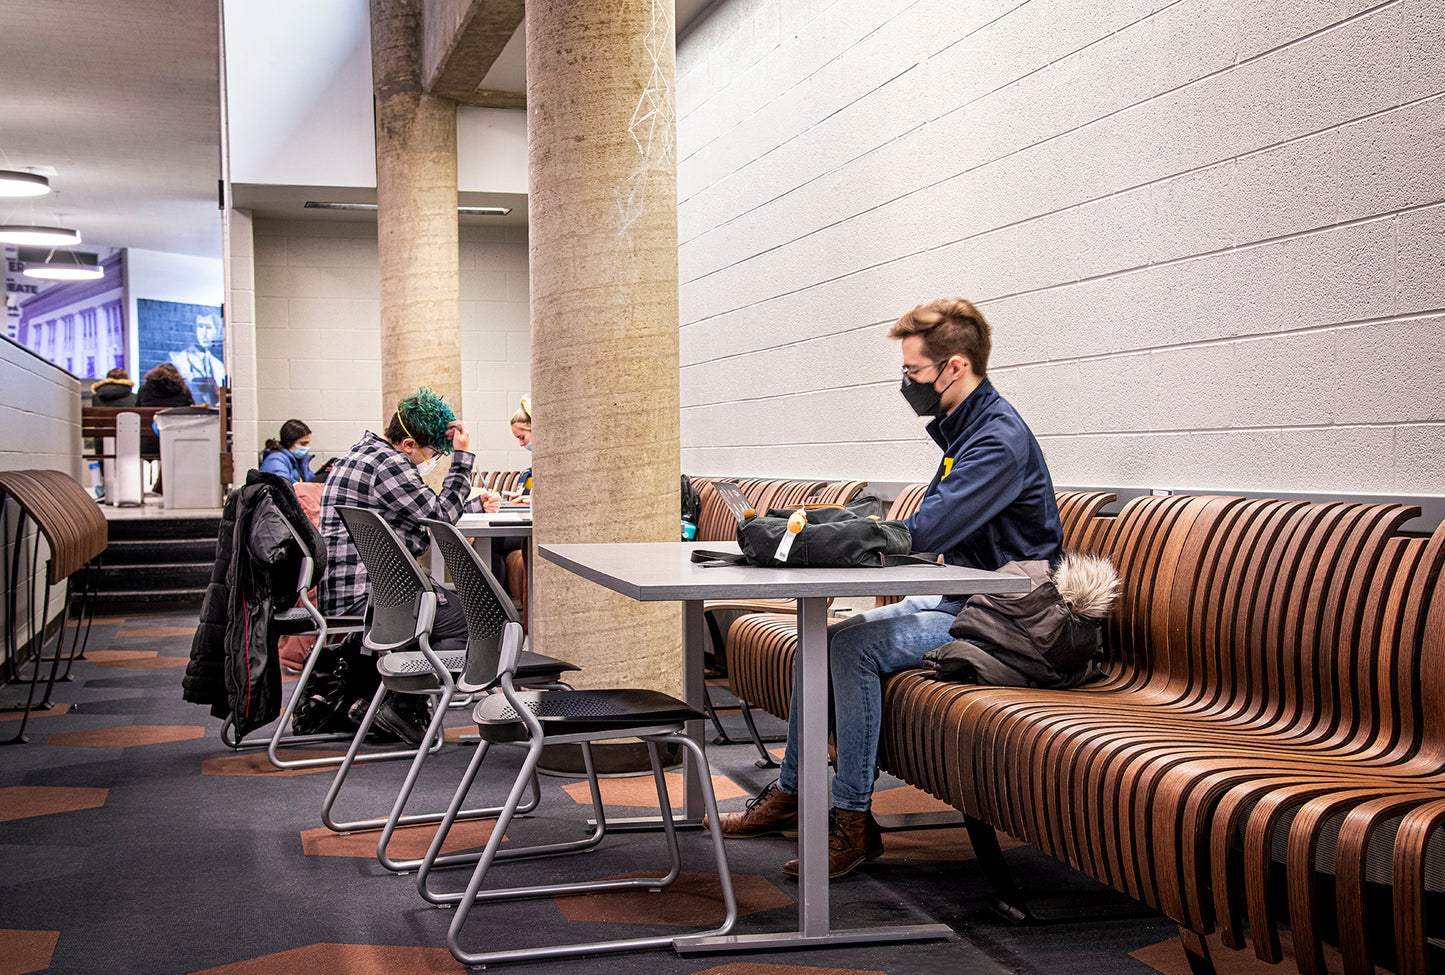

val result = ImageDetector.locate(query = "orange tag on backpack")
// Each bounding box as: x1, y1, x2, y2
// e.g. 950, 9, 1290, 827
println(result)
774, 510, 807, 563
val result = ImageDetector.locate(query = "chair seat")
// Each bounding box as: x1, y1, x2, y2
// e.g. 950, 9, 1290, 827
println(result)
377, 648, 467, 692
516, 649, 579, 678
272, 607, 364, 636
473, 689, 704, 743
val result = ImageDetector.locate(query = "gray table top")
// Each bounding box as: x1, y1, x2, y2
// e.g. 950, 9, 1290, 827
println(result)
539, 541, 1031, 601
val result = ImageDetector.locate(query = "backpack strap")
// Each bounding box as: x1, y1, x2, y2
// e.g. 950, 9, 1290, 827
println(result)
690, 549, 751, 567
690, 549, 945, 569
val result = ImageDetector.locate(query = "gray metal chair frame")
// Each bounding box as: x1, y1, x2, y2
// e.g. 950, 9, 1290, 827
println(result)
326, 507, 575, 873
320, 505, 466, 847
218, 515, 378, 769
399, 520, 589, 878
430, 622, 737, 966
411, 530, 736, 966
363, 518, 580, 871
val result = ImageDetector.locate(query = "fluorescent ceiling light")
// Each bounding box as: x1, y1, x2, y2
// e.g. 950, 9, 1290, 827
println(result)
0, 170, 50, 197
304, 201, 511, 216
303, 201, 376, 211
0, 224, 82, 246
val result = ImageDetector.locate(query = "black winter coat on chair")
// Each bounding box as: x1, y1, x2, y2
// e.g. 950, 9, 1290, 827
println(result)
183, 470, 326, 735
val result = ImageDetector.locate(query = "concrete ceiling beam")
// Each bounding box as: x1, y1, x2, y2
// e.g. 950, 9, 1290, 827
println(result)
421, 0, 525, 104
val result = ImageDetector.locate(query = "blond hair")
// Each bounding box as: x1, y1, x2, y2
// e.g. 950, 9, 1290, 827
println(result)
509, 396, 532, 429
887, 298, 992, 376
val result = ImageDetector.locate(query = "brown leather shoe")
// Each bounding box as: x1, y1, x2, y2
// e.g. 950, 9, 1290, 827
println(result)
706, 782, 799, 838
782, 808, 883, 878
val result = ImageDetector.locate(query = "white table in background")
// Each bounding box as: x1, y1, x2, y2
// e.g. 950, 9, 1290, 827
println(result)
538, 539, 1029, 955
436, 512, 534, 626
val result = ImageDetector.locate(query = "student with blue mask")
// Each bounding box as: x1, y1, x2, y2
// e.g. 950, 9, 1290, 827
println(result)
508, 397, 533, 497
259, 419, 317, 482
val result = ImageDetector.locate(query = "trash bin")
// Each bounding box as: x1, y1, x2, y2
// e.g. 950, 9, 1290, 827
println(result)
155, 407, 221, 509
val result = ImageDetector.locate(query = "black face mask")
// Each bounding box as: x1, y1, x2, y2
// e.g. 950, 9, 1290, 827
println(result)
900, 374, 956, 418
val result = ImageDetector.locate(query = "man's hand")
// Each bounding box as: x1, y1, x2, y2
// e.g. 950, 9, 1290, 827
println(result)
446, 420, 470, 453
481, 489, 501, 514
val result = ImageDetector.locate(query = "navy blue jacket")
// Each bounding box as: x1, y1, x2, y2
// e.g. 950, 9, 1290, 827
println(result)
903, 378, 1062, 579
259, 448, 315, 483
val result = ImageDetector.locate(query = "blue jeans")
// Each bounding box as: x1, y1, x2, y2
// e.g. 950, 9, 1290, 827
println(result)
776, 596, 957, 812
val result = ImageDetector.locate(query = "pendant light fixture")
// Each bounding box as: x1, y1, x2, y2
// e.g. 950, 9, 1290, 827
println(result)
22, 249, 103, 281
0, 224, 81, 245
1, 188, 83, 248
0, 170, 50, 197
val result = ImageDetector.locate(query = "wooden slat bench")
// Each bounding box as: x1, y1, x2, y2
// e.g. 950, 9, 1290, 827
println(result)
0, 470, 109, 743
81, 405, 170, 461
721, 489, 1445, 974
879, 494, 1445, 975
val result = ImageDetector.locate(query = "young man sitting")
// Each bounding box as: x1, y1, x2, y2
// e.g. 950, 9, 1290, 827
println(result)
315, 388, 492, 743
712, 297, 1064, 878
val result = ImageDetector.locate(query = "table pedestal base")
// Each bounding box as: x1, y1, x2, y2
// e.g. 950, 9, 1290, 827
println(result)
674, 922, 954, 953
588, 814, 704, 832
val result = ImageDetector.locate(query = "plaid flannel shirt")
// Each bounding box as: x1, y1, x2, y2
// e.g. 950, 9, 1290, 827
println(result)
318, 431, 480, 616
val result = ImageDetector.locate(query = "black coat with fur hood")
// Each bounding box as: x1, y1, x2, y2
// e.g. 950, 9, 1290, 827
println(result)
90, 377, 136, 406
183, 470, 325, 735
923, 552, 1121, 689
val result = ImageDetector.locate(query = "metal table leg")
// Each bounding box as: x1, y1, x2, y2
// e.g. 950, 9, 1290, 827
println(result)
675, 596, 953, 953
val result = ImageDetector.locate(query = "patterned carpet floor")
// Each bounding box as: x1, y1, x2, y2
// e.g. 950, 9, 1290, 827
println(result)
1, 608, 1314, 974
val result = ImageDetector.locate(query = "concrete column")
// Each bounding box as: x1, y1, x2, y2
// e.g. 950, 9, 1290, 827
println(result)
223, 207, 259, 480
371, 0, 462, 469
526, 0, 682, 696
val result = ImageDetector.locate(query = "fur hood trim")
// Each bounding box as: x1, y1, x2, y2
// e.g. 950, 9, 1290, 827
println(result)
1052, 551, 1121, 619
91, 377, 135, 392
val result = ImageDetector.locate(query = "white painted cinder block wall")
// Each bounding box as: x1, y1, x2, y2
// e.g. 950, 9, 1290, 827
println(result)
676, 0, 1445, 496
243, 219, 533, 474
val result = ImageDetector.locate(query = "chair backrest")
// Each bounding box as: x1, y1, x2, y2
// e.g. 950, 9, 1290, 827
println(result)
498, 620, 525, 680
425, 518, 520, 689
335, 505, 434, 652
273, 508, 318, 595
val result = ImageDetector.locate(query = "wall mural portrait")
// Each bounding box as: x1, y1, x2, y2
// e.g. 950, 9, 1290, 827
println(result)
137, 298, 226, 407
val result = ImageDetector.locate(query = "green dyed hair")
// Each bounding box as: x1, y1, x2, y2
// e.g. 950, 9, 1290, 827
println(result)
388, 387, 458, 455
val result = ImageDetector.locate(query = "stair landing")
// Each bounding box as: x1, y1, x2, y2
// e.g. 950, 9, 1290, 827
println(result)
96, 496, 221, 607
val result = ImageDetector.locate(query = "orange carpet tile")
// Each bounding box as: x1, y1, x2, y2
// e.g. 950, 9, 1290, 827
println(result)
561, 771, 750, 808
188, 943, 458, 975
201, 750, 348, 776
553, 870, 794, 925
46, 724, 206, 748
0, 929, 59, 975
299, 818, 501, 858
0, 786, 107, 823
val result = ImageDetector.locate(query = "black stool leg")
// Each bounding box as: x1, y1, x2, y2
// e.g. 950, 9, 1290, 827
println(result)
2, 537, 56, 745
60, 558, 100, 677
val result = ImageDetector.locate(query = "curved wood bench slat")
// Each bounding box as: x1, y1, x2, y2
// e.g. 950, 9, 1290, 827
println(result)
0, 470, 108, 583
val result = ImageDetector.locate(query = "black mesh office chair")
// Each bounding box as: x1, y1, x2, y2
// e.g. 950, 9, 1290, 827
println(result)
368, 517, 583, 867
418, 521, 737, 966
327, 506, 577, 872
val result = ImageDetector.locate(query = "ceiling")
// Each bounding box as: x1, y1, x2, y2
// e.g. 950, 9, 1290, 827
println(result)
0, 0, 716, 262
0, 0, 223, 259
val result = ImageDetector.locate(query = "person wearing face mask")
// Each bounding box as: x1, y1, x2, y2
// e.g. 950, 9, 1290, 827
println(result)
710, 297, 1062, 879
313, 388, 484, 744
258, 419, 317, 482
